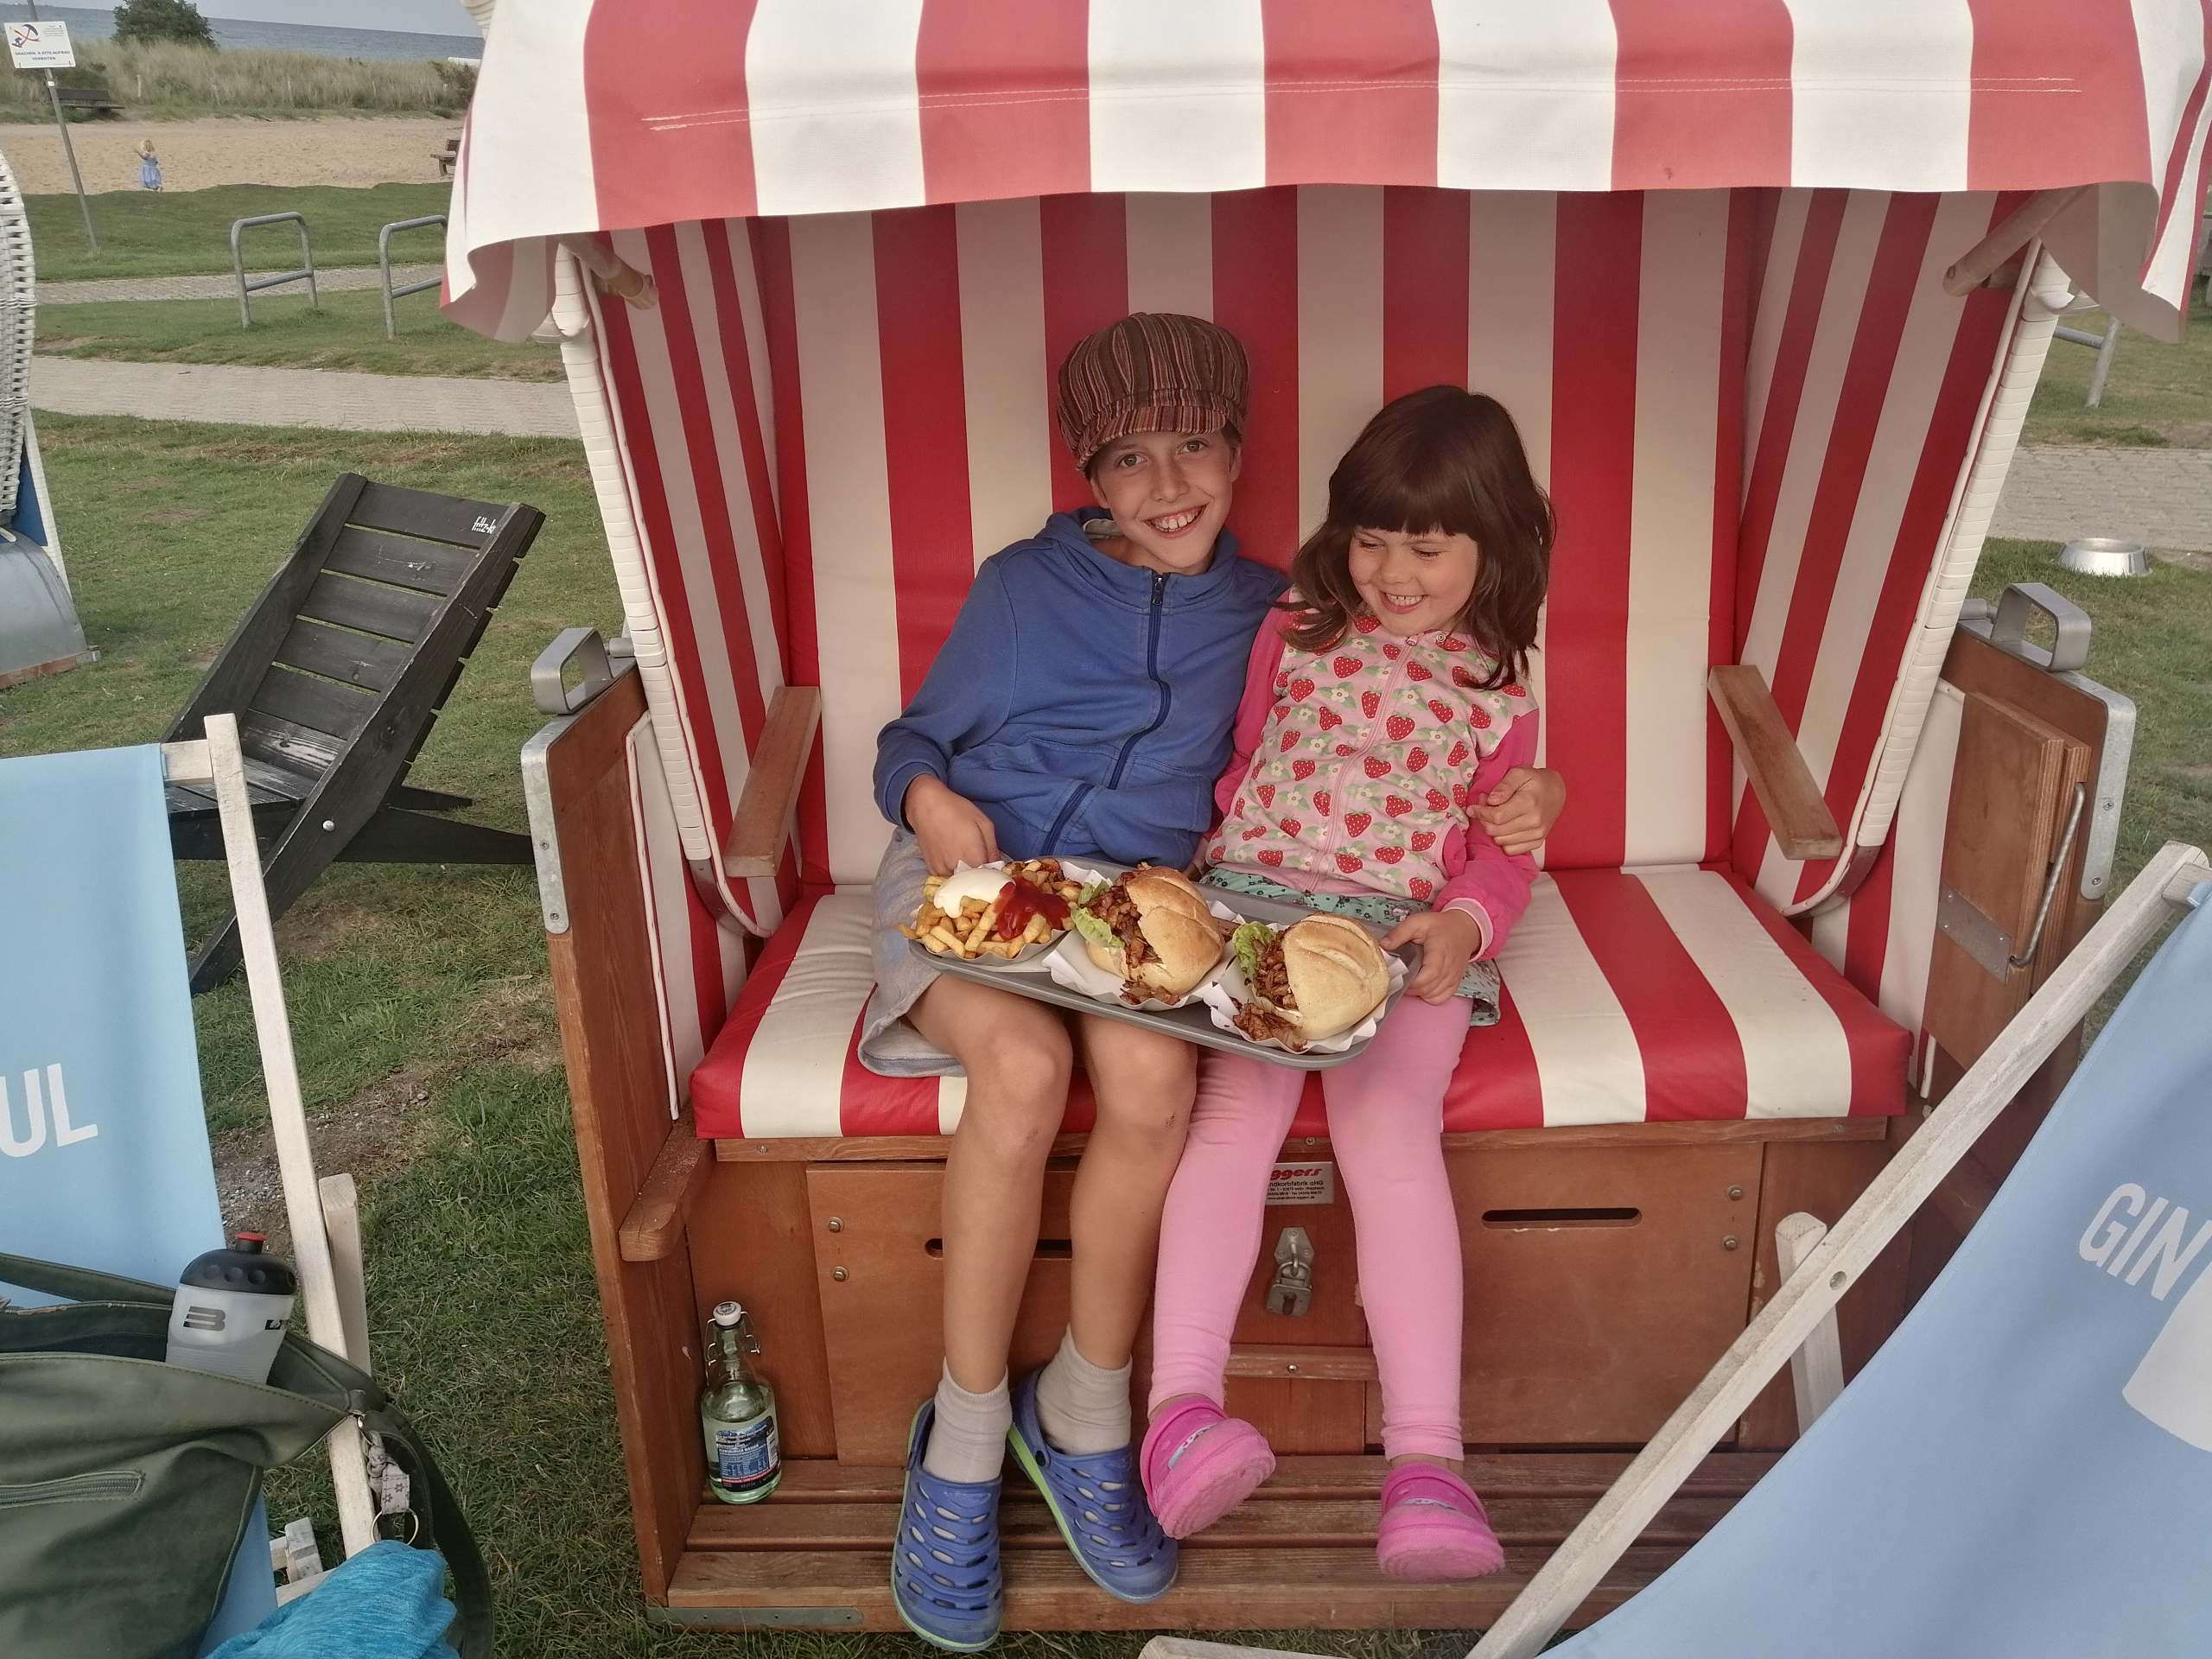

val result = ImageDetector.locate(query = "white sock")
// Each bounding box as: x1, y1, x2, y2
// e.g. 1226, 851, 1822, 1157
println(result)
1034, 1330, 1133, 1455
923, 1366, 1011, 1484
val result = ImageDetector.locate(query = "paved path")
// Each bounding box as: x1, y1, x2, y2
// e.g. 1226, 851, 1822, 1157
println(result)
38, 266, 439, 305
29, 355, 576, 439
1993, 444, 2212, 553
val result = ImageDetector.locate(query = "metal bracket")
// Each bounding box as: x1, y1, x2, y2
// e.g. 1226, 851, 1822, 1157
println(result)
531, 626, 620, 715
1936, 885, 2018, 979
1266, 1227, 1314, 1318
519, 718, 575, 935
2008, 781, 2088, 968
1986, 581, 2092, 673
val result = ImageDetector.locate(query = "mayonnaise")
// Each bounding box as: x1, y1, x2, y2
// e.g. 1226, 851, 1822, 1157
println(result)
931, 864, 1013, 912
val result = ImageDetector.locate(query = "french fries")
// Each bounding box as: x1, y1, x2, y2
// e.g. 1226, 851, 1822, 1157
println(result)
898, 857, 1081, 961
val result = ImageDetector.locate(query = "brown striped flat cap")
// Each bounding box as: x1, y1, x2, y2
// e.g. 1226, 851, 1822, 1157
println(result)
1055, 312, 1249, 470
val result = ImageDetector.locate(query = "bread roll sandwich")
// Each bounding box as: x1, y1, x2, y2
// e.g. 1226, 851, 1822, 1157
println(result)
1228, 914, 1391, 1047
1070, 867, 1225, 1001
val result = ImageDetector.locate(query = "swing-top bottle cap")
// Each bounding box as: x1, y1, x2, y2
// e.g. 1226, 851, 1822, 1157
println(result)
710, 1300, 744, 1326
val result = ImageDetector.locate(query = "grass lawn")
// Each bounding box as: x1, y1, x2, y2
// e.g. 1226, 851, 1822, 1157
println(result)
25, 183, 453, 283
38, 287, 563, 380
0, 415, 2203, 1656
2022, 299, 2212, 449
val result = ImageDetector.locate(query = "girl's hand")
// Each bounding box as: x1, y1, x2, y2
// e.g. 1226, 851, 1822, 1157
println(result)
904, 775, 999, 876
1473, 766, 1567, 856
1382, 907, 1484, 1003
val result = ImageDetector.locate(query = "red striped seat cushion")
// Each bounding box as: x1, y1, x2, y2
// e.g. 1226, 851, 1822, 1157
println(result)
690, 868, 1906, 1140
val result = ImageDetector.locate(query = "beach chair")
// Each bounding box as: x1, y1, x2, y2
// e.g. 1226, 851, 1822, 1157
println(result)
164, 475, 543, 992
443, 0, 2209, 1630
0, 715, 388, 1649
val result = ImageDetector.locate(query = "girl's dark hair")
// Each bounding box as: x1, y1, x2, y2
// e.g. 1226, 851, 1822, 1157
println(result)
1283, 385, 1553, 686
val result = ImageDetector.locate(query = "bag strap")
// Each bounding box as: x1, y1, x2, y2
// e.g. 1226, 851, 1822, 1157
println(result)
353, 1392, 494, 1659
3, 1255, 493, 1655
0, 1251, 175, 1307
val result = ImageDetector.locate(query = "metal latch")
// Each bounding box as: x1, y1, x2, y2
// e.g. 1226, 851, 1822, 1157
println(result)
1265, 1227, 1313, 1317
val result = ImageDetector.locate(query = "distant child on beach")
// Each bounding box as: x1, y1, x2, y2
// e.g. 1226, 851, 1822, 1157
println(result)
137, 140, 162, 192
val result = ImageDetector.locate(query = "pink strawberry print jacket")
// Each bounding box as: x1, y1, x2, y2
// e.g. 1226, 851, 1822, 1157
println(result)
1203, 604, 1539, 958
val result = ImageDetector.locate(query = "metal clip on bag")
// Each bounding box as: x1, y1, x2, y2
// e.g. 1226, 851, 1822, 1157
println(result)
0, 1253, 490, 1659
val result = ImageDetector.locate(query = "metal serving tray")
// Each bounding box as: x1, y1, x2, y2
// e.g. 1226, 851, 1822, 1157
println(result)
906, 860, 1417, 1070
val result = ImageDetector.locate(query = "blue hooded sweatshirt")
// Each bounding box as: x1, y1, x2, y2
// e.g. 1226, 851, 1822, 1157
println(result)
874, 510, 1284, 868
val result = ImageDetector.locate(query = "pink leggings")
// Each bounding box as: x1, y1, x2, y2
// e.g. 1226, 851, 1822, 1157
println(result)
1148, 993, 1469, 1461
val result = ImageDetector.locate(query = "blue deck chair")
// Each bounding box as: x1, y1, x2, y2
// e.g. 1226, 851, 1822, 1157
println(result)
1472, 842, 2212, 1658
0, 718, 385, 1651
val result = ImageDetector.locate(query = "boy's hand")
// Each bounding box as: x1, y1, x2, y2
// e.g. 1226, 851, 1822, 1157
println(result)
1473, 766, 1567, 856
905, 775, 999, 876
1382, 907, 1484, 1003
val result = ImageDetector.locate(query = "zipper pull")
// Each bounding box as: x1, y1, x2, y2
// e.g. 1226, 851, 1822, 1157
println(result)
1152, 571, 1166, 605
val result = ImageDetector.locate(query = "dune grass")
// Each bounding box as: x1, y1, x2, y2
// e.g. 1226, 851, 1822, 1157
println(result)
0, 41, 467, 124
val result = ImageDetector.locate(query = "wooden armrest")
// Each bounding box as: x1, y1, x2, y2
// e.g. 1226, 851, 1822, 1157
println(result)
722, 685, 821, 878
1707, 666, 1844, 861
619, 1113, 710, 1262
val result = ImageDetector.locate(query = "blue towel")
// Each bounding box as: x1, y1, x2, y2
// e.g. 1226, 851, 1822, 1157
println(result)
209, 1542, 456, 1658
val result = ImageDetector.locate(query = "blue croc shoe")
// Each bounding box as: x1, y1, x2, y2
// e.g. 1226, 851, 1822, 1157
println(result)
893, 1403, 1004, 1651
1007, 1370, 1178, 1603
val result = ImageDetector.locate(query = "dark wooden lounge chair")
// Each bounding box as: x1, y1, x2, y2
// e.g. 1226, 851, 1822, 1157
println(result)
165, 474, 543, 992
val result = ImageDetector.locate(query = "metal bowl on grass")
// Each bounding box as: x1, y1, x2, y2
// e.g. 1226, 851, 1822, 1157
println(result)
2056, 537, 2151, 577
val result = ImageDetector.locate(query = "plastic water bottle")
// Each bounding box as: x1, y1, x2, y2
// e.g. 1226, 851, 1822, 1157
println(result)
165, 1233, 295, 1384
701, 1300, 780, 1503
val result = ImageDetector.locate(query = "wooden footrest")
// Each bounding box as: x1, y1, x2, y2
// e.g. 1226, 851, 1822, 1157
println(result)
658, 1452, 1773, 1630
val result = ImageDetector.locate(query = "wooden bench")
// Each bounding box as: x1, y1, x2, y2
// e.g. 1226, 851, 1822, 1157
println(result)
165, 474, 542, 991
54, 85, 120, 118
436, 137, 460, 177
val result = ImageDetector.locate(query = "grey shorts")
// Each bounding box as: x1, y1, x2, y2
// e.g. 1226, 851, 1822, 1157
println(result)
859, 830, 963, 1078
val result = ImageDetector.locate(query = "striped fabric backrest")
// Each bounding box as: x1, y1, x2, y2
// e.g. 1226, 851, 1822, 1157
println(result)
761, 184, 1751, 887
1732, 190, 2018, 912
582, 184, 2020, 906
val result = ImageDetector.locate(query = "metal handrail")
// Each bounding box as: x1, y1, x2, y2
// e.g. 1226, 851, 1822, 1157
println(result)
230, 213, 316, 328
378, 214, 446, 339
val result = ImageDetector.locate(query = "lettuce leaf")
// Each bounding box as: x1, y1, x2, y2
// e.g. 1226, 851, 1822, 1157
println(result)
1232, 920, 1277, 988
1071, 904, 1120, 953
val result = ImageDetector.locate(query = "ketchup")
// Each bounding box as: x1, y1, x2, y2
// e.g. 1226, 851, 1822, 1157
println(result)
994, 876, 1070, 941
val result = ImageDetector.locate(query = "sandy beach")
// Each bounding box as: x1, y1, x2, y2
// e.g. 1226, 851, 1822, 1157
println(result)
0, 115, 458, 194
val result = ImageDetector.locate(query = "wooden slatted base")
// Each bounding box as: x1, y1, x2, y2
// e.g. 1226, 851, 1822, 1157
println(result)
658, 1452, 1773, 1630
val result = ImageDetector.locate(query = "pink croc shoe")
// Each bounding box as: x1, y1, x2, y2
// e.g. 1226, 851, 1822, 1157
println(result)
1139, 1398, 1275, 1539
1376, 1462, 1506, 1582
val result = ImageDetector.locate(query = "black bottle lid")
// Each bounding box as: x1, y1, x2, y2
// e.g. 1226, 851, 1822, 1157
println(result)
180, 1234, 297, 1296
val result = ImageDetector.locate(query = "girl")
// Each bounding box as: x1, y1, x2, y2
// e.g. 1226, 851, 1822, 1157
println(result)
137, 139, 162, 192
1143, 385, 1553, 1582
871, 325, 1562, 1648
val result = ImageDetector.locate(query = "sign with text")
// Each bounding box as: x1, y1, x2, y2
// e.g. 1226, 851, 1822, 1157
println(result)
7, 21, 74, 70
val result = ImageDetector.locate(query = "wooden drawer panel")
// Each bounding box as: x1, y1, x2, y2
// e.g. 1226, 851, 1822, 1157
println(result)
810, 1165, 1070, 1465
809, 1163, 1372, 1464
1448, 1144, 1759, 1444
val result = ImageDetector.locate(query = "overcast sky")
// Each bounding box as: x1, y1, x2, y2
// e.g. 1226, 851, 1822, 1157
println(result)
207, 1, 480, 36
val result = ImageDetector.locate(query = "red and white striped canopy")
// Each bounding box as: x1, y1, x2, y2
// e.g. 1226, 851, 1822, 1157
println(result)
445, 0, 2212, 342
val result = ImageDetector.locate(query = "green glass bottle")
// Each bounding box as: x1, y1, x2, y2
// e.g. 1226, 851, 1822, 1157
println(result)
700, 1300, 780, 1503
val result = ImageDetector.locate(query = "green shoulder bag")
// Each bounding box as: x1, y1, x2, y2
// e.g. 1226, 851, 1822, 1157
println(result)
0, 1252, 490, 1659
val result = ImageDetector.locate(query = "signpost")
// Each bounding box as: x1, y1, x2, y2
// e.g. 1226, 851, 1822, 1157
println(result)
7, 12, 98, 251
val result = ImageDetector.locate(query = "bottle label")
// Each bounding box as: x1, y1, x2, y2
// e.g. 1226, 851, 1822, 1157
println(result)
710, 1414, 779, 1492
